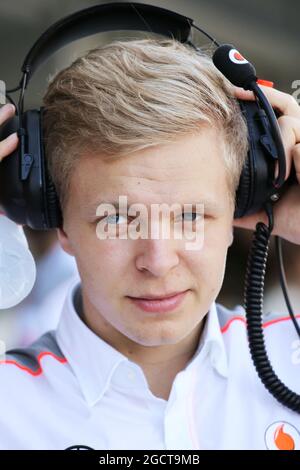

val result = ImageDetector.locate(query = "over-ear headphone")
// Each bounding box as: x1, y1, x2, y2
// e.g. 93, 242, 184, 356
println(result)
0, 1, 296, 229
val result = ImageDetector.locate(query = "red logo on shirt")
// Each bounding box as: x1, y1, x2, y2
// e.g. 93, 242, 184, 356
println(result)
265, 422, 300, 450
274, 424, 295, 450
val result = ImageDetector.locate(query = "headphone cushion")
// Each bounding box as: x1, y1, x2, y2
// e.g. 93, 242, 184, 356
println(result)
235, 152, 251, 218
44, 167, 63, 228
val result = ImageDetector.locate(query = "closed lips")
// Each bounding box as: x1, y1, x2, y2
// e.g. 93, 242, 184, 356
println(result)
130, 290, 188, 300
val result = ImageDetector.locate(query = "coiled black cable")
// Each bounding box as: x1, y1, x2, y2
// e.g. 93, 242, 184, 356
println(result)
244, 203, 300, 413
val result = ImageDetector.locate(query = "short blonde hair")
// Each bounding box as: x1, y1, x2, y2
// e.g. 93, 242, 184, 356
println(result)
42, 38, 248, 211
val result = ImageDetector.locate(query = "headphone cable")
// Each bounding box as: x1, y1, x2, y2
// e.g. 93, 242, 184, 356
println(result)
244, 202, 300, 412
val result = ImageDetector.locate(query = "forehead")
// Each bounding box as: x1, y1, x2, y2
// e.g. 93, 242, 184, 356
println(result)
70, 129, 230, 211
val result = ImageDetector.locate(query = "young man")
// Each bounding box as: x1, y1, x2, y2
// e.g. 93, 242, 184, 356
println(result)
0, 38, 299, 450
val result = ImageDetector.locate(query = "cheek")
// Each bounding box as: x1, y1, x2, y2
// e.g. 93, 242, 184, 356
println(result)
74, 236, 130, 286
190, 221, 231, 283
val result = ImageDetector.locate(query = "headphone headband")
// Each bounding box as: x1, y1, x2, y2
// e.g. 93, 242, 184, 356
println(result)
21, 2, 193, 84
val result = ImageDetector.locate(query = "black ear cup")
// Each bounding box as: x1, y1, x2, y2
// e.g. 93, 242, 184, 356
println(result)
0, 113, 25, 224
234, 99, 279, 219
0, 109, 62, 229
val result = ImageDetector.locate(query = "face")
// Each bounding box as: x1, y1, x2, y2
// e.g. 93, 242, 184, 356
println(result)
58, 127, 234, 351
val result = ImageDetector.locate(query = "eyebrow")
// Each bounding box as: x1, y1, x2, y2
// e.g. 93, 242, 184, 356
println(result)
86, 197, 223, 216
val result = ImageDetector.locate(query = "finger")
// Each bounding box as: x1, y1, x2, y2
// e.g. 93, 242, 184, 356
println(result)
234, 84, 300, 119
0, 103, 19, 161
0, 103, 16, 124
233, 89, 300, 181
0, 132, 19, 161
256, 85, 300, 119
292, 143, 300, 184
275, 115, 300, 180
233, 86, 255, 101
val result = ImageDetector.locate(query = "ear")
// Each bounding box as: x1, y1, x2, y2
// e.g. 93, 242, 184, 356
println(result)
56, 227, 75, 256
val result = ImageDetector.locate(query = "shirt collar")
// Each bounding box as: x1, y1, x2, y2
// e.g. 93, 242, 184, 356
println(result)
199, 300, 229, 378
56, 279, 228, 407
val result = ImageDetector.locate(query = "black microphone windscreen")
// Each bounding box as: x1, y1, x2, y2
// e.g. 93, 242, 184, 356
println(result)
212, 44, 257, 89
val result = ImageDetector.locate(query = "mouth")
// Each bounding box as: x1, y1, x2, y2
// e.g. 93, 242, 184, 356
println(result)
127, 290, 189, 314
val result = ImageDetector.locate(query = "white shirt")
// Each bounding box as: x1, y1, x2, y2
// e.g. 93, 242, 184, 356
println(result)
264, 283, 300, 319
0, 278, 300, 450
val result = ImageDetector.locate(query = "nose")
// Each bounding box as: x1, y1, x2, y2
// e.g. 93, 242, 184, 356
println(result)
135, 237, 180, 277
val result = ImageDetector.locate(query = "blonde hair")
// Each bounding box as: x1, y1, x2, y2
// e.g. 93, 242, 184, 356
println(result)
42, 38, 249, 210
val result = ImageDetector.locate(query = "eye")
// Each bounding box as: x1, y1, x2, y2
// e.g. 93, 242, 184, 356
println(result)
102, 213, 128, 225
179, 212, 203, 222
